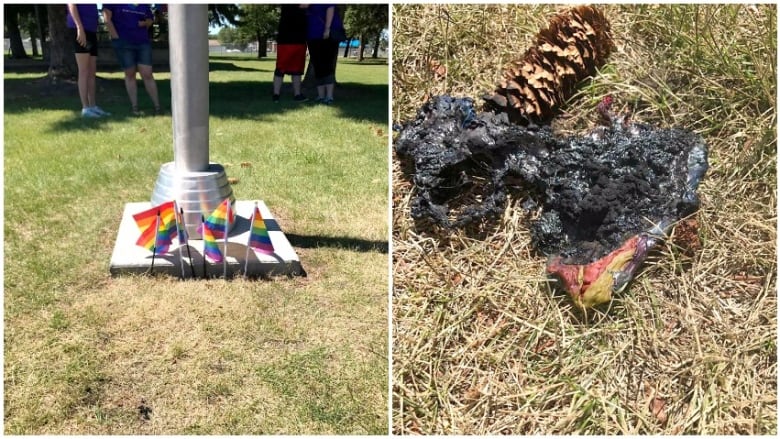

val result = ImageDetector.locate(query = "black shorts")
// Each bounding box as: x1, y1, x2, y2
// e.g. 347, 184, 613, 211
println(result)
307, 38, 339, 84
68, 27, 98, 56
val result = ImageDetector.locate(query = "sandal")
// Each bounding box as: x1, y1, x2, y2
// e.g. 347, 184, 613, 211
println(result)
131, 106, 143, 116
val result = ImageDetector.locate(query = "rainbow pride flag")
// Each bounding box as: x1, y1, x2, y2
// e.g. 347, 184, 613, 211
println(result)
135, 213, 173, 255
248, 204, 274, 254
133, 201, 175, 233
202, 198, 234, 239
175, 204, 188, 246
201, 219, 223, 263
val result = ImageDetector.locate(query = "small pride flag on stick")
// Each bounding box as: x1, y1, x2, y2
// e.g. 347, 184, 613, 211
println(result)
133, 201, 175, 234
202, 198, 234, 239
201, 215, 223, 264
135, 210, 173, 255
244, 202, 275, 275
199, 198, 234, 277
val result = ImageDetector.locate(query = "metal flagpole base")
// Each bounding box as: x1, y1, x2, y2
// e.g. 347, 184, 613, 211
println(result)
150, 161, 235, 238
109, 200, 304, 278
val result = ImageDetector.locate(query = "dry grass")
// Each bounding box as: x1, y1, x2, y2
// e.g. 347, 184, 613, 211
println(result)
392, 4, 776, 434
4, 57, 388, 434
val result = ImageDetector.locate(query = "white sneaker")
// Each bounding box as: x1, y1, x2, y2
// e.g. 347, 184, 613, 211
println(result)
91, 106, 111, 116
81, 107, 101, 118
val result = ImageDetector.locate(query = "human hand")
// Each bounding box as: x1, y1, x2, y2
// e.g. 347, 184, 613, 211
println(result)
323, 28, 330, 39
76, 26, 87, 47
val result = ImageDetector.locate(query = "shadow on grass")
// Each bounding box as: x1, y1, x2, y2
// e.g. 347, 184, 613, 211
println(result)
286, 233, 388, 254
228, 214, 388, 254
4, 74, 387, 130
227, 214, 387, 254
207, 59, 271, 73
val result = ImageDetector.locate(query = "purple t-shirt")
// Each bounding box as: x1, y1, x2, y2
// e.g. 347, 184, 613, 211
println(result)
105, 4, 153, 45
306, 4, 344, 40
66, 4, 99, 33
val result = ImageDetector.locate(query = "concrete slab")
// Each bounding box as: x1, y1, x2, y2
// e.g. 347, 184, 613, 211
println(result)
109, 200, 304, 278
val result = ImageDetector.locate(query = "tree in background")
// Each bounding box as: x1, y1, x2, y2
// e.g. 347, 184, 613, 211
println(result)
20, 7, 42, 57
208, 4, 240, 27
46, 4, 77, 80
236, 4, 279, 58
217, 26, 252, 52
343, 4, 388, 61
5, 4, 31, 59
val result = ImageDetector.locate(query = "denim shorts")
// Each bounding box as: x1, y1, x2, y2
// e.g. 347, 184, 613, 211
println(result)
111, 38, 153, 69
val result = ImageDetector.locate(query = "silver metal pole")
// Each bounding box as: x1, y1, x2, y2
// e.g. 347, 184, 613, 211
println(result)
151, 4, 234, 238
168, 4, 209, 172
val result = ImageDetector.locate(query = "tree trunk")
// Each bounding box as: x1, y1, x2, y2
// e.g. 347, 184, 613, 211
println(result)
358, 34, 365, 62
6, 9, 29, 59
46, 5, 78, 80
35, 5, 48, 61
28, 20, 39, 57
372, 33, 380, 58
256, 32, 267, 59
342, 37, 351, 58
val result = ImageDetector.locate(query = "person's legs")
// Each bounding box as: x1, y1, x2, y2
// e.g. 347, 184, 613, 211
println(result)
310, 39, 337, 103
71, 26, 96, 115
273, 74, 284, 95
124, 66, 139, 110
138, 64, 160, 109
75, 52, 91, 109
292, 75, 302, 96
273, 70, 284, 102
325, 83, 334, 101
114, 39, 142, 112
288, 44, 306, 99
308, 39, 329, 101
87, 53, 110, 115
87, 55, 98, 107
136, 43, 160, 111
323, 40, 339, 102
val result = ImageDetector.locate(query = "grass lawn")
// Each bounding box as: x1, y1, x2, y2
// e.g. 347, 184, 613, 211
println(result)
4, 54, 389, 434
392, 4, 775, 434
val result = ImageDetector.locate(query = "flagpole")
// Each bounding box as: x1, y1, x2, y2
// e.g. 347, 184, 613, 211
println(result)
244, 202, 255, 276
223, 200, 230, 279
149, 211, 161, 275
201, 214, 207, 279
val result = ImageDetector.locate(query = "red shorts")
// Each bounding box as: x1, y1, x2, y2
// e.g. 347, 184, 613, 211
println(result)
275, 44, 307, 76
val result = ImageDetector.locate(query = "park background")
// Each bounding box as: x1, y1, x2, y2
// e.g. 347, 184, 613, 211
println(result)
4, 3, 390, 434
392, 3, 775, 435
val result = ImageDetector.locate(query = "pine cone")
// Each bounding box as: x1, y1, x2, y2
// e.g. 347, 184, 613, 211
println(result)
484, 5, 614, 124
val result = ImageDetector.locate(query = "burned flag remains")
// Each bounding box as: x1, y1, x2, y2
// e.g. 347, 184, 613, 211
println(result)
394, 6, 708, 308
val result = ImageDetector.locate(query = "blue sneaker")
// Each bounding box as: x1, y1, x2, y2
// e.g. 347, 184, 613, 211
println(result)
81, 107, 101, 118
90, 106, 111, 116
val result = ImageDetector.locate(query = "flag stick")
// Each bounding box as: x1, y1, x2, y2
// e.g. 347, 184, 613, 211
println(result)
223, 201, 230, 279
182, 207, 195, 277
149, 211, 160, 275
244, 203, 255, 276
201, 214, 207, 279
175, 204, 186, 281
